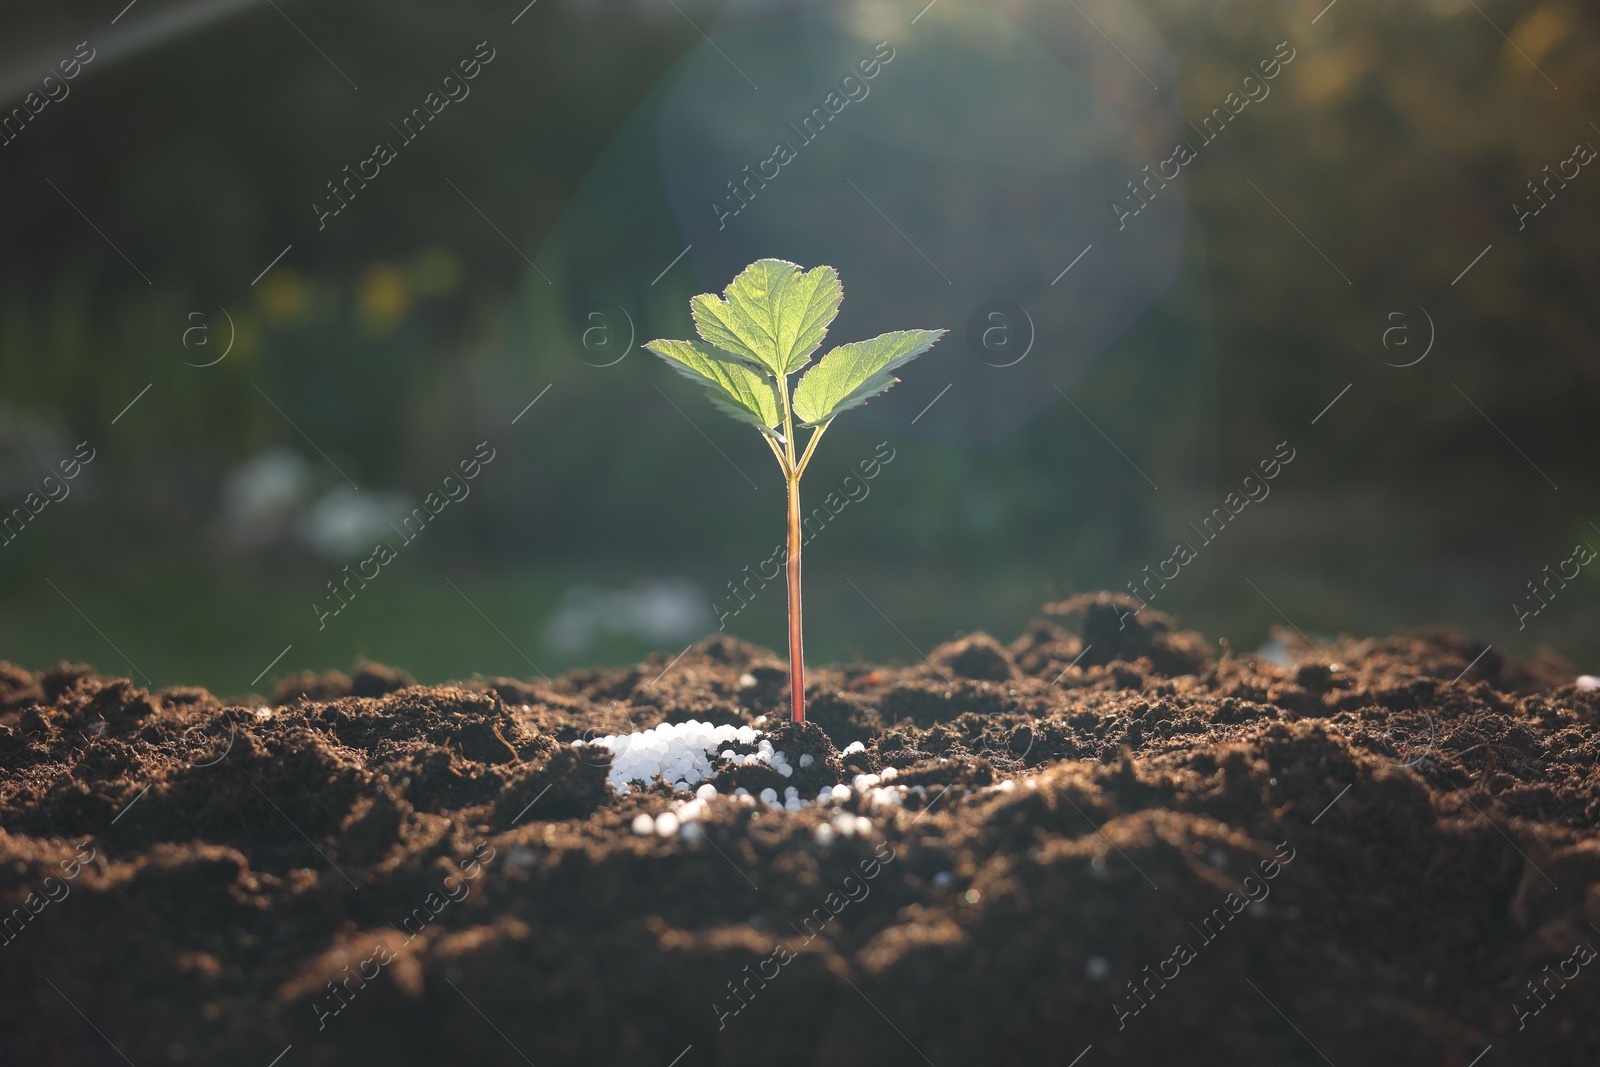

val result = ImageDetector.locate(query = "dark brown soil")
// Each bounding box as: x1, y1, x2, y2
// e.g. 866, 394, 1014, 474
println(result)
3, 593, 1598, 1066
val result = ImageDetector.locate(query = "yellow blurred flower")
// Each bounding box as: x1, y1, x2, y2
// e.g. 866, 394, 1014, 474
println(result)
409, 247, 463, 297
358, 263, 411, 337
257, 268, 311, 322
1297, 45, 1370, 104
1510, 3, 1572, 64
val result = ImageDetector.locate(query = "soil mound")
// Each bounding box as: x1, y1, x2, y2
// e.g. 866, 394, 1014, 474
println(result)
1, 608, 1596, 1065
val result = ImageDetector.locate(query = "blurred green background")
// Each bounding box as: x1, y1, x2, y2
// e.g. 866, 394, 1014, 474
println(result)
0, 0, 1595, 697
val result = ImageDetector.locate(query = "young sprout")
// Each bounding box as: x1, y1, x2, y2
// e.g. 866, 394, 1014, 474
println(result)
645, 259, 945, 723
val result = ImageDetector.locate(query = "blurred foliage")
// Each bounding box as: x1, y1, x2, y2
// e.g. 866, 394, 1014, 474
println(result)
0, 0, 1596, 691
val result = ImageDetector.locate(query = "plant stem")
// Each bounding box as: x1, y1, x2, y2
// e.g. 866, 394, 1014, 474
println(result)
775, 375, 804, 723
762, 433, 791, 476
785, 469, 805, 724
795, 419, 831, 477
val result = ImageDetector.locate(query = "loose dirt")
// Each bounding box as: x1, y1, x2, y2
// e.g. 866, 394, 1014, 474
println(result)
2, 594, 1597, 1065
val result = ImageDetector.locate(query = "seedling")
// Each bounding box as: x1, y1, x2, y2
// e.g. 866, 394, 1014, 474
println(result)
646, 259, 945, 723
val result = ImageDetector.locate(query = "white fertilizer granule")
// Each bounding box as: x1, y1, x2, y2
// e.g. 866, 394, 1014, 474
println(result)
591, 721, 938, 843
576, 720, 791, 794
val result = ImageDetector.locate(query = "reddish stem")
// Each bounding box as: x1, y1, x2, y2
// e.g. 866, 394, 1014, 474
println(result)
785, 474, 805, 723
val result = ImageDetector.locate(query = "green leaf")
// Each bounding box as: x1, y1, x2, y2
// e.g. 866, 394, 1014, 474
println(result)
643, 338, 782, 432
791, 329, 945, 426
690, 259, 842, 377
